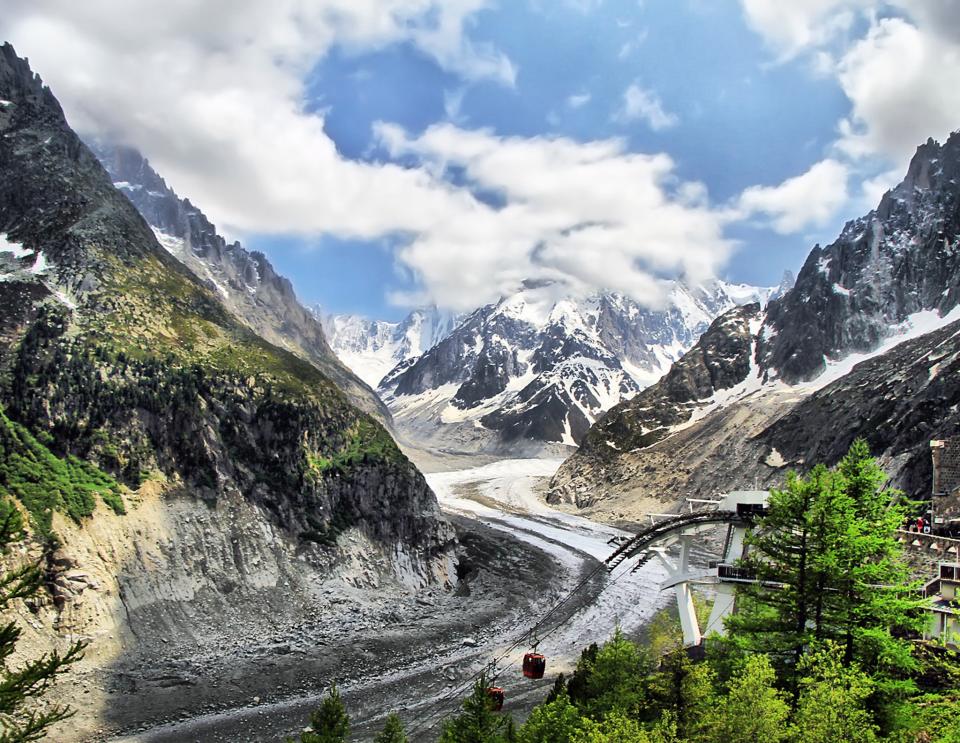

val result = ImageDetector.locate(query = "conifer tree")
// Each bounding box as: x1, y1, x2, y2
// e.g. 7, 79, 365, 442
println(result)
725, 465, 834, 684
0, 499, 85, 743
790, 644, 879, 743
438, 674, 512, 743
373, 712, 407, 743
825, 439, 925, 679
579, 628, 648, 718
570, 709, 652, 743
700, 654, 789, 743
298, 684, 350, 743
727, 440, 925, 695
518, 691, 582, 743
642, 647, 714, 738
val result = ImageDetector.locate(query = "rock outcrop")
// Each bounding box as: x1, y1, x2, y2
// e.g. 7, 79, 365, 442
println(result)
759, 135, 960, 383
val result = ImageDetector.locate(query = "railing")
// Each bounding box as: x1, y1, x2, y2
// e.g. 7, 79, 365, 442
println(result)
717, 564, 757, 582
940, 564, 960, 582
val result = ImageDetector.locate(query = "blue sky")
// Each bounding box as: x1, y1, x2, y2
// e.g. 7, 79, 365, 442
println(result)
5, 1, 957, 320
266, 1, 856, 317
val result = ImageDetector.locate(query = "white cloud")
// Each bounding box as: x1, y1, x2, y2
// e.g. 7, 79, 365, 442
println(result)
375, 123, 733, 310
444, 87, 468, 123
566, 92, 592, 108
739, 0, 868, 58
739, 2, 960, 164
835, 16, 960, 163
0, 3, 514, 238
738, 0, 960, 224
859, 167, 901, 209
737, 158, 850, 234
0, 2, 735, 313
617, 29, 649, 59
614, 84, 678, 131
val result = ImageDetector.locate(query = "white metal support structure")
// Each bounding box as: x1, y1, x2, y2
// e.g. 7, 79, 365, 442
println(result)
653, 535, 705, 646
703, 517, 750, 640
622, 490, 769, 647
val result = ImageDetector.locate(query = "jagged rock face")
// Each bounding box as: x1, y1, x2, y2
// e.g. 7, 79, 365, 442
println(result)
378, 281, 769, 448
0, 43, 454, 609
759, 134, 960, 383
759, 318, 960, 499
87, 142, 390, 424
578, 303, 762, 454
550, 317, 960, 514
552, 131, 960, 513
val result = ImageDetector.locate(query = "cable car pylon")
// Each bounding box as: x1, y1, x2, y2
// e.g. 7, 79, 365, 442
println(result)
611, 490, 770, 646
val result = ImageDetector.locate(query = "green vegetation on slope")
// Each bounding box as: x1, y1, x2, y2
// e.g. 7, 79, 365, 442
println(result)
0, 406, 124, 535
307, 419, 404, 476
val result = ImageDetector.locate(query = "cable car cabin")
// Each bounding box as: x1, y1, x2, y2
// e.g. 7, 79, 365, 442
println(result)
486, 687, 505, 711
523, 653, 546, 679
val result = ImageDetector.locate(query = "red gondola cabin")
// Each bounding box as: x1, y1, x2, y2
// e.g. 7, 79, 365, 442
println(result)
486, 686, 505, 711
523, 652, 546, 679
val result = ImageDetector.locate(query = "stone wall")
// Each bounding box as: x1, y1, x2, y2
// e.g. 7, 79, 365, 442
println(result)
932, 439, 960, 526
900, 530, 960, 581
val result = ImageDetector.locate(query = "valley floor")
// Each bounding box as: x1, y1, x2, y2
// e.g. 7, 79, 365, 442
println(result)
78, 459, 668, 743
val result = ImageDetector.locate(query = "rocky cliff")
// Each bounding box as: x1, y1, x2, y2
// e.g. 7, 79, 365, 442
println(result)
87, 142, 391, 424
759, 135, 960, 383
0, 43, 456, 735
551, 130, 960, 516
550, 316, 960, 517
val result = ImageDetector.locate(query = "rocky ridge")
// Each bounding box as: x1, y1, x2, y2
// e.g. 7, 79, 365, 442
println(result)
759, 134, 960, 383
551, 130, 960, 514
87, 142, 391, 424
0, 43, 456, 737
376, 279, 772, 452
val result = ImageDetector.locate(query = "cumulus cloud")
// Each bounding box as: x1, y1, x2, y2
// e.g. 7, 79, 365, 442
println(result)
0, 2, 735, 312
737, 159, 850, 234
0, 2, 513, 236
614, 84, 678, 131
566, 92, 592, 109
859, 167, 901, 210
375, 123, 733, 310
836, 16, 960, 163
739, 0, 869, 58
739, 1, 960, 165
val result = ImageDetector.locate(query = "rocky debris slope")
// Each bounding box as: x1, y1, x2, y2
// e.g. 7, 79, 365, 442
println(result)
320, 306, 459, 388
378, 279, 771, 451
87, 142, 390, 425
550, 130, 960, 515
0, 41, 456, 720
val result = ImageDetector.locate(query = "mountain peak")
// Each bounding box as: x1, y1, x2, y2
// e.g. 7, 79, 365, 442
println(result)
358, 279, 769, 451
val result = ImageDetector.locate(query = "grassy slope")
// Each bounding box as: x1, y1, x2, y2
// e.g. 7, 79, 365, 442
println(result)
0, 405, 124, 536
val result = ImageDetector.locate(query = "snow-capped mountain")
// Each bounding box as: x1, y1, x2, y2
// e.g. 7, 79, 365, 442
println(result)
376, 278, 773, 451
320, 307, 459, 388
